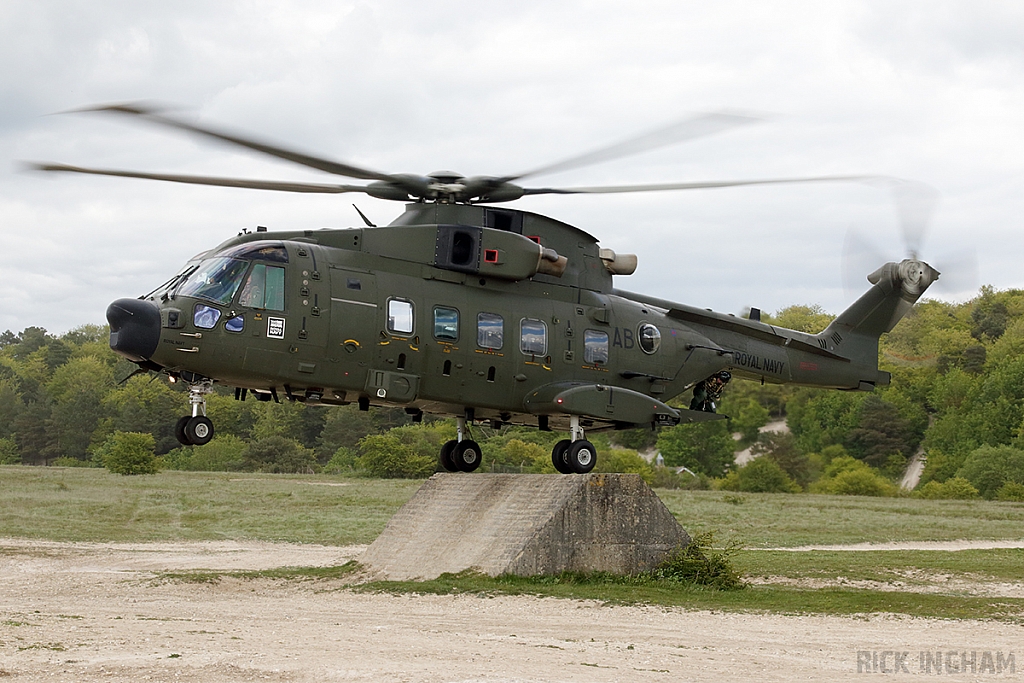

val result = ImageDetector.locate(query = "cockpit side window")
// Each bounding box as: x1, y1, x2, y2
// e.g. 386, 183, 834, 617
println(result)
239, 264, 286, 311
218, 241, 289, 263
177, 257, 249, 305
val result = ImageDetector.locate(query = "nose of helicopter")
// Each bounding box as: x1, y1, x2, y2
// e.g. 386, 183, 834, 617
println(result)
106, 298, 161, 363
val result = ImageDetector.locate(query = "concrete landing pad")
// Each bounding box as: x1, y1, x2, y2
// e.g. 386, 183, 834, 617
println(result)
360, 473, 689, 580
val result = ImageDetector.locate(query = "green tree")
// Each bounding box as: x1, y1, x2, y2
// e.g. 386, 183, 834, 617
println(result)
786, 389, 864, 455
717, 457, 801, 493
656, 421, 735, 477
101, 376, 187, 454
46, 356, 113, 460
844, 395, 918, 467
765, 305, 833, 333
955, 445, 1024, 499
751, 431, 813, 486
730, 399, 769, 443
317, 404, 377, 458
96, 431, 159, 475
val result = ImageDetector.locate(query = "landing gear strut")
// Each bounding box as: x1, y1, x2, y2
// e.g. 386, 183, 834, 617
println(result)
551, 415, 597, 474
174, 380, 215, 446
439, 413, 482, 472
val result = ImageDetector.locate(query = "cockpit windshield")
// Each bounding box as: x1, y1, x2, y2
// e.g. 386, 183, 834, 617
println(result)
177, 257, 250, 305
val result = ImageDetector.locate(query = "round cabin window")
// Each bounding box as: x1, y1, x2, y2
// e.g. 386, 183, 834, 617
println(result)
638, 323, 661, 354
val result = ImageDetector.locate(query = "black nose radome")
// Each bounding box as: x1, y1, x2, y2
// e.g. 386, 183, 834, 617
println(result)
107, 298, 161, 363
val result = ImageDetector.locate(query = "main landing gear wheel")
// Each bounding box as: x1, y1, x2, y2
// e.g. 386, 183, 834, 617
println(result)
452, 439, 482, 472
184, 416, 214, 445
551, 439, 573, 474
566, 440, 597, 474
439, 439, 459, 472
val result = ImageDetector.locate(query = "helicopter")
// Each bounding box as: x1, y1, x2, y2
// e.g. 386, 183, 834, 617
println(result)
30, 104, 939, 475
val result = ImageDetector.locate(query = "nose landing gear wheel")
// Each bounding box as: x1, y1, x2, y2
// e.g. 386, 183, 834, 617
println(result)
551, 439, 573, 474
184, 416, 214, 446
452, 439, 482, 472
174, 416, 192, 446
439, 439, 459, 472
566, 439, 597, 474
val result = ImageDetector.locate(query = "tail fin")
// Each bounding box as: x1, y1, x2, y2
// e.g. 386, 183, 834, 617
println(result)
819, 259, 939, 373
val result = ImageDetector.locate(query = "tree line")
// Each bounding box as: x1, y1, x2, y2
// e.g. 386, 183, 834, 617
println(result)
1, 286, 1022, 500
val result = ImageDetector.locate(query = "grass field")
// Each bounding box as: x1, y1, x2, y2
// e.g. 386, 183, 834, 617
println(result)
4, 466, 1024, 621
0, 466, 419, 545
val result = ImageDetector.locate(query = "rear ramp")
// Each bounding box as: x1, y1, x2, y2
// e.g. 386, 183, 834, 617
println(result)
360, 473, 689, 580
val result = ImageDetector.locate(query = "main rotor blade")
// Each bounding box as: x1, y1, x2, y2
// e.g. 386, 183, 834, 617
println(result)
27, 162, 370, 194
75, 103, 396, 182
521, 174, 878, 196
504, 112, 762, 184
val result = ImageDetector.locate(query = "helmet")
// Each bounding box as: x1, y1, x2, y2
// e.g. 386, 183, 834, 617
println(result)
717, 371, 732, 382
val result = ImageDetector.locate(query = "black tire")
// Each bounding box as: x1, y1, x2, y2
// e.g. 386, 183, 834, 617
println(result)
566, 440, 597, 474
185, 416, 214, 446
438, 439, 459, 472
175, 416, 193, 446
452, 439, 482, 472
551, 439, 573, 474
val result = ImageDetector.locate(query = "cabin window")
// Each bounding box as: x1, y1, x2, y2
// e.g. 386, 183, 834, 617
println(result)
239, 264, 285, 311
225, 315, 245, 333
387, 298, 414, 335
433, 306, 459, 341
638, 323, 661, 354
177, 257, 249, 305
583, 329, 609, 364
520, 318, 547, 356
193, 304, 222, 330
477, 312, 503, 350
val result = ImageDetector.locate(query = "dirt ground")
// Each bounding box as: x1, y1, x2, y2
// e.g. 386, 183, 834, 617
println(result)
1, 538, 1021, 682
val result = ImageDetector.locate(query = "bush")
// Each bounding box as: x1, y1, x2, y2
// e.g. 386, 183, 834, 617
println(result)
824, 468, 896, 496
717, 457, 801, 493
243, 436, 317, 473
0, 437, 20, 465
488, 438, 550, 472
915, 477, 980, 500
650, 466, 709, 490
593, 448, 654, 482
996, 481, 1024, 502
811, 456, 895, 496
356, 433, 435, 478
650, 532, 744, 590
51, 456, 98, 468
162, 435, 248, 472
95, 431, 159, 476
323, 447, 358, 474
956, 445, 1024, 499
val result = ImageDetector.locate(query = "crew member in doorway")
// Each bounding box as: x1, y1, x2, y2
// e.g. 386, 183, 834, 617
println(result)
690, 371, 731, 413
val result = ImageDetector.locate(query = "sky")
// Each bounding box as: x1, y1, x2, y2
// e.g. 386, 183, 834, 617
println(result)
2, 1, 1023, 335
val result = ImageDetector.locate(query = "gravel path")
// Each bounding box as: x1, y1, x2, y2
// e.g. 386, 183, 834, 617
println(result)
1, 538, 1020, 682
